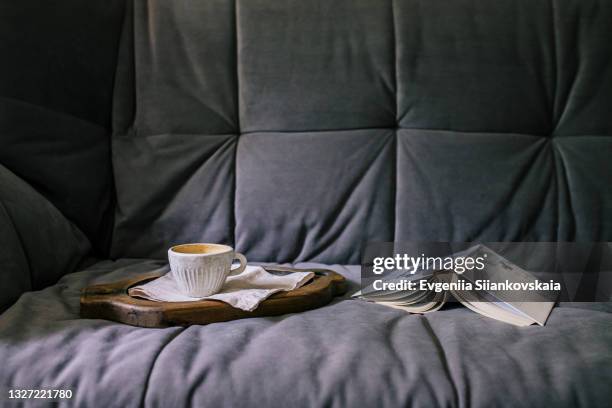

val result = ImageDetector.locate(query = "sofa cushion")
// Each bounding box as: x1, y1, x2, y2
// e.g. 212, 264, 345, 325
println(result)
395, 130, 557, 241
236, 129, 394, 263
552, 0, 612, 136
112, 133, 236, 259
130, 0, 238, 136
0, 0, 126, 253
395, 0, 554, 135
554, 137, 612, 239
110, 0, 612, 263
0, 201, 30, 312
0, 164, 90, 310
237, 0, 395, 133
109, 0, 238, 259
0, 259, 610, 407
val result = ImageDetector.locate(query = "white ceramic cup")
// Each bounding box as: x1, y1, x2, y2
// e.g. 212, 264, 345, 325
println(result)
168, 243, 247, 297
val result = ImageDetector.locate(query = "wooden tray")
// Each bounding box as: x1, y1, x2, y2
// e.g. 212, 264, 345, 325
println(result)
80, 267, 347, 328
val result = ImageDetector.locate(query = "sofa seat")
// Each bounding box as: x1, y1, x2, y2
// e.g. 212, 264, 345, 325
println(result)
1, 259, 611, 408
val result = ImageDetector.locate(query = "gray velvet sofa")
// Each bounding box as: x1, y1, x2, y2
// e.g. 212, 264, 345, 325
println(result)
1, 0, 611, 407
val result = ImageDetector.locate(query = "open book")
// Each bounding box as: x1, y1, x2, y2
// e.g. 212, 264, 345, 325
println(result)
353, 245, 558, 327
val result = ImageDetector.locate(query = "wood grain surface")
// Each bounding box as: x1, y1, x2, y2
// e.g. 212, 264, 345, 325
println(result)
80, 268, 347, 328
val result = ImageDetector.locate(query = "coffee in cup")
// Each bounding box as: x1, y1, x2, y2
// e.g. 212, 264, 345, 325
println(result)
168, 243, 247, 297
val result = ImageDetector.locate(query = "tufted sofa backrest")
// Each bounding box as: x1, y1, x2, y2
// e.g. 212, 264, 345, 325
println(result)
109, 0, 612, 264
3, 1, 611, 265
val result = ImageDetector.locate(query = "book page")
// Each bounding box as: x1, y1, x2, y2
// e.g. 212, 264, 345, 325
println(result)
456, 245, 556, 325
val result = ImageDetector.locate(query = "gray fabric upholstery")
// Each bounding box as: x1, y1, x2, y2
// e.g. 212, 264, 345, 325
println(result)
555, 137, 612, 239
112, 133, 236, 258
237, 0, 396, 132
395, 0, 554, 135
552, 0, 612, 136
396, 130, 557, 241
0, 200, 29, 313
236, 130, 394, 263
108, 0, 612, 262
0, 260, 610, 407
0, 2, 611, 407
0, 0, 126, 253
110, 0, 239, 258
131, 0, 238, 136
0, 164, 90, 310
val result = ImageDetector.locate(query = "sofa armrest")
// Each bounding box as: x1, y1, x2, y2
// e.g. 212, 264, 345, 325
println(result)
0, 164, 90, 311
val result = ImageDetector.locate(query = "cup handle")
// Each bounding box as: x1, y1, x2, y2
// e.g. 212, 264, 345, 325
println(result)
229, 252, 247, 276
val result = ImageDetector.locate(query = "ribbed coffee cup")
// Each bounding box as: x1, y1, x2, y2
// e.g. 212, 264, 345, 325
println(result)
168, 243, 247, 297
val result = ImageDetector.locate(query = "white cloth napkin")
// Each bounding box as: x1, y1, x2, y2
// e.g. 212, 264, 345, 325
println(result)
129, 265, 314, 312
